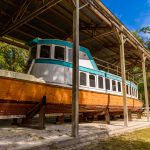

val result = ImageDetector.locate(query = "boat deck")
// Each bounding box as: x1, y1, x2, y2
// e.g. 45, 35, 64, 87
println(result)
0, 69, 45, 83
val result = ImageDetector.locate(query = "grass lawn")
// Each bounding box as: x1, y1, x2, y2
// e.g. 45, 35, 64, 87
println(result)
84, 128, 150, 150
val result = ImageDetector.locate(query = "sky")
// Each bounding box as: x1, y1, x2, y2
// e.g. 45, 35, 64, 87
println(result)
101, 0, 150, 31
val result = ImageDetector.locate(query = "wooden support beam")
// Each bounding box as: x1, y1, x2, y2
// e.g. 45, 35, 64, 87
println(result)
35, 16, 67, 34
11, 0, 31, 24
87, 1, 112, 27
120, 33, 128, 126
72, 0, 79, 138
39, 96, 46, 129
25, 23, 57, 39
105, 108, 110, 124
0, 37, 29, 50
15, 29, 35, 39
80, 30, 114, 44
21, 96, 46, 129
142, 53, 149, 121
0, 0, 63, 36
128, 109, 132, 121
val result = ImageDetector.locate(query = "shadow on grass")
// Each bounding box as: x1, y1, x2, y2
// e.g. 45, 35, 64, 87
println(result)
83, 136, 150, 150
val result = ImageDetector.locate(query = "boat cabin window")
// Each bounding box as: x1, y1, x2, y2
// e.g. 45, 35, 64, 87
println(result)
134, 89, 136, 97
130, 86, 132, 96
89, 74, 96, 87
98, 76, 104, 89
68, 49, 73, 62
118, 82, 121, 92
131, 87, 134, 96
128, 85, 130, 95
105, 78, 110, 90
135, 89, 138, 98
126, 85, 129, 94
40, 45, 51, 58
55, 46, 65, 60
112, 80, 117, 91
80, 72, 87, 86
133, 88, 136, 97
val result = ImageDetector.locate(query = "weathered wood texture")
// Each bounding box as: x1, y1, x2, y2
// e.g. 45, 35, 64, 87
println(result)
0, 77, 143, 116
142, 53, 149, 121
120, 33, 128, 126
72, 0, 79, 138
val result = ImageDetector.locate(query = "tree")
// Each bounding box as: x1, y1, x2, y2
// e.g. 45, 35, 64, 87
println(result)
0, 41, 29, 73
131, 28, 150, 102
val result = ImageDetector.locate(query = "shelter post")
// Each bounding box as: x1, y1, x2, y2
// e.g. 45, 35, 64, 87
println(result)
72, 0, 79, 138
142, 53, 149, 121
120, 33, 128, 126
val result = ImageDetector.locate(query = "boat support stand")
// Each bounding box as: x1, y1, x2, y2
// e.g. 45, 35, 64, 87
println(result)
13, 96, 46, 130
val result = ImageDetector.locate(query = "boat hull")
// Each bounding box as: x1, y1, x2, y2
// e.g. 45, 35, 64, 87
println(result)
0, 76, 143, 116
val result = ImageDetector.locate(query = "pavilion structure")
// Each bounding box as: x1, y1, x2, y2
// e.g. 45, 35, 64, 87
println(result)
0, 0, 150, 138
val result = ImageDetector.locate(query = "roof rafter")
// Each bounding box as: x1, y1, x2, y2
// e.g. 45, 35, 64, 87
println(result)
0, 0, 63, 36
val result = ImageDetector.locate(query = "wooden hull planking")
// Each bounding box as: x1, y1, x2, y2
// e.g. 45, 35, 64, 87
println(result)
0, 77, 143, 116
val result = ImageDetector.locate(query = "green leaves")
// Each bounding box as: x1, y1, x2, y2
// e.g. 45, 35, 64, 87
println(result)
139, 27, 150, 34
0, 42, 29, 73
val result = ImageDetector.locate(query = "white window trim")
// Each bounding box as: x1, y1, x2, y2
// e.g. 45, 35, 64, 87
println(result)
128, 85, 130, 95
36, 44, 41, 58
112, 80, 117, 92
51, 44, 55, 59
117, 81, 122, 93
39, 44, 51, 59
79, 71, 87, 87
105, 78, 111, 92
97, 76, 105, 90
89, 74, 97, 88
65, 46, 69, 62
54, 45, 66, 61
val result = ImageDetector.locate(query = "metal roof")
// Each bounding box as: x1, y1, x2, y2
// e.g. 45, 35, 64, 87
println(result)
0, 0, 150, 69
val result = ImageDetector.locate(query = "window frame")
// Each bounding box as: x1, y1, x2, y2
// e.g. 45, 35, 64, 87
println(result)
112, 80, 117, 92
105, 78, 111, 91
54, 45, 66, 61
97, 75, 104, 90
117, 81, 122, 93
40, 44, 51, 59
79, 71, 87, 87
89, 74, 96, 88
66, 47, 73, 63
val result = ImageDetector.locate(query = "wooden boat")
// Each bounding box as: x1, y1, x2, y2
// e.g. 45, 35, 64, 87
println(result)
0, 38, 143, 117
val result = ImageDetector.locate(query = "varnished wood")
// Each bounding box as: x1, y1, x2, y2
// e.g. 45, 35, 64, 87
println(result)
0, 77, 143, 116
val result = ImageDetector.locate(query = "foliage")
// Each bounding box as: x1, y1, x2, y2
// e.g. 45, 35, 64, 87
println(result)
131, 28, 150, 102
140, 27, 150, 34
0, 42, 29, 73
132, 31, 144, 44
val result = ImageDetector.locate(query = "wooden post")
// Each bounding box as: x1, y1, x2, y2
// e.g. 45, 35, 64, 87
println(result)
128, 109, 132, 121
142, 53, 149, 121
39, 96, 46, 129
72, 0, 79, 138
105, 108, 110, 124
120, 33, 128, 126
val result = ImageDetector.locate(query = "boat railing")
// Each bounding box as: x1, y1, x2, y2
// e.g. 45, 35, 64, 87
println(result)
93, 57, 136, 84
